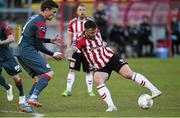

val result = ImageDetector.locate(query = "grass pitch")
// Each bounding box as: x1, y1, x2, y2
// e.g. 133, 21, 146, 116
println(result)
0, 57, 180, 117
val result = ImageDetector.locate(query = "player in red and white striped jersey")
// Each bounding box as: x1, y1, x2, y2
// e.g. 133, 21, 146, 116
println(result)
67, 20, 162, 112
62, 4, 95, 97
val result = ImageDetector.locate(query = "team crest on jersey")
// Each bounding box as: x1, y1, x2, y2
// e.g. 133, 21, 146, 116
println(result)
40, 26, 46, 32
14, 65, 21, 72
46, 64, 50, 68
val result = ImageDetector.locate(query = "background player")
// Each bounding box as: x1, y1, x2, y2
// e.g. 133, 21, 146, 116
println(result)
15, 0, 62, 108
67, 20, 162, 112
62, 4, 95, 97
0, 20, 33, 112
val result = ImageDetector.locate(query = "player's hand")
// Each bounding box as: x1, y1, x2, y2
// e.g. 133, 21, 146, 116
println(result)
51, 35, 63, 45
67, 57, 76, 62
52, 52, 63, 61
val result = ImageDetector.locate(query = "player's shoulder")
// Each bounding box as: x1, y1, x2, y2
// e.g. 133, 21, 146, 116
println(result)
31, 14, 45, 23
0, 20, 6, 27
69, 17, 77, 25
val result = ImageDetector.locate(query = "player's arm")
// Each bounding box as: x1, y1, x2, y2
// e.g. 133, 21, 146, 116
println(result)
39, 35, 63, 45
0, 21, 14, 45
66, 39, 85, 61
66, 32, 73, 48
34, 38, 62, 60
67, 21, 74, 48
34, 23, 62, 60
34, 38, 53, 56
0, 34, 14, 45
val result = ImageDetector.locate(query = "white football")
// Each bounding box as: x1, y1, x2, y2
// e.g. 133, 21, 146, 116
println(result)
138, 94, 153, 109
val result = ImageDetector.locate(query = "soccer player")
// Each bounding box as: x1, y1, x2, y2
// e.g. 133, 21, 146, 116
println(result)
15, 0, 62, 108
66, 20, 162, 112
0, 20, 33, 112
62, 4, 95, 97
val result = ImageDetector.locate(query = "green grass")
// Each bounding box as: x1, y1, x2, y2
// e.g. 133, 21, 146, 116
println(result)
0, 57, 180, 117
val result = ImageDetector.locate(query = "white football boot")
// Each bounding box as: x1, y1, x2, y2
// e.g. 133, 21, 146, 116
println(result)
106, 105, 117, 112
7, 84, 13, 101
151, 89, 162, 99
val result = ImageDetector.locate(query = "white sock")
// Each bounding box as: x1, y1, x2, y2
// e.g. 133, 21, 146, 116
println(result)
85, 72, 93, 93
132, 73, 158, 92
66, 72, 75, 92
97, 84, 115, 107
19, 96, 25, 104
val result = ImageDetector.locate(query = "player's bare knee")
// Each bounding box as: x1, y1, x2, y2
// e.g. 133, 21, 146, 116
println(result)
12, 74, 21, 81
119, 65, 134, 79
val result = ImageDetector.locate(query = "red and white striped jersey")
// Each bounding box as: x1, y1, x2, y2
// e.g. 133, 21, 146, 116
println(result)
68, 17, 87, 41
76, 31, 114, 69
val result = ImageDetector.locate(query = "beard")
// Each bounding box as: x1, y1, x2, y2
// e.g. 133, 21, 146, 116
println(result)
79, 14, 85, 19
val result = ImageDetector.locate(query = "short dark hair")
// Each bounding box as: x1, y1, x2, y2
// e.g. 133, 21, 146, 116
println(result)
78, 4, 86, 8
84, 20, 97, 29
41, 0, 59, 11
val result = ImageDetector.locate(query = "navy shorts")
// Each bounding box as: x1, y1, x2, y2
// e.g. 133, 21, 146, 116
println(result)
17, 51, 51, 78
69, 52, 92, 72
0, 57, 21, 76
95, 54, 128, 75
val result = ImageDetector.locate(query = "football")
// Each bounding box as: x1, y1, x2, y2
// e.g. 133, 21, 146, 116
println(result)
138, 94, 153, 109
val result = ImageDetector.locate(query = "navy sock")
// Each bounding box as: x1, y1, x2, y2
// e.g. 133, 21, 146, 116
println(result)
32, 75, 50, 97
0, 75, 10, 90
15, 79, 24, 96
28, 83, 37, 97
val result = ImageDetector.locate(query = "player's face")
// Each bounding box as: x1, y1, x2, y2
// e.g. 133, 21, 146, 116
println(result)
77, 6, 86, 19
44, 8, 57, 21
85, 28, 96, 39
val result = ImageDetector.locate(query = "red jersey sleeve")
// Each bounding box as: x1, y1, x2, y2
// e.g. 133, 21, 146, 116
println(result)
35, 21, 46, 39
76, 38, 86, 49
2, 21, 12, 35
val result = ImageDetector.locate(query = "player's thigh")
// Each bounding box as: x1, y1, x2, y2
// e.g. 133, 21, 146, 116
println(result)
17, 53, 51, 77
69, 52, 81, 71
119, 65, 134, 79
2, 58, 21, 76
110, 55, 128, 73
17, 56, 37, 78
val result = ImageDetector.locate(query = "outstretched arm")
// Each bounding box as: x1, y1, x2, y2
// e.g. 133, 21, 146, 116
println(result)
66, 46, 79, 62
0, 34, 14, 45
34, 38, 62, 61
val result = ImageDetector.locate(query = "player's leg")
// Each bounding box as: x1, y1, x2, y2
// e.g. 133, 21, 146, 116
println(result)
4, 57, 34, 112
27, 75, 39, 99
62, 52, 81, 96
94, 71, 117, 112
0, 62, 14, 101
12, 74, 25, 102
0, 74, 13, 101
17, 53, 52, 108
62, 68, 76, 96
85, 71, 95, 96
119, 64, 162, 99
3, 58, 26, 102
82, 56, 95, 96
17, 56, 38, 99
0, 66, 12, 92
29, 71, 53, 106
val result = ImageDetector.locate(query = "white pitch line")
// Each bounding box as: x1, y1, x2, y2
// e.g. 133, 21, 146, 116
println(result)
0, 110, 45, 118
